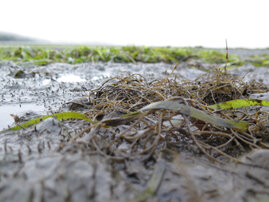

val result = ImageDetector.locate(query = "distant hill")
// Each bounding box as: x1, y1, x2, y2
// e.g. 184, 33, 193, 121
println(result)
0, 32, 37, 42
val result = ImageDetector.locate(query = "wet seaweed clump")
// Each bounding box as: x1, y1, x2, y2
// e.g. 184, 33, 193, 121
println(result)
70, 68, 269, 162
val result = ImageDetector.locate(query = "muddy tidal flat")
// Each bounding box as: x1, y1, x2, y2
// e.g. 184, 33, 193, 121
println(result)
1, 47, 269, 202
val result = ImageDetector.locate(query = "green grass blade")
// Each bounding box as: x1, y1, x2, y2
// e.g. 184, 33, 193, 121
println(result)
1, 112, 93, 133
210, 99, 269, 110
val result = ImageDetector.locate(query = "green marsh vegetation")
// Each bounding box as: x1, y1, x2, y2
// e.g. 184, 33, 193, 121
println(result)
247, 53, 269, 67
0, 45, 241, 67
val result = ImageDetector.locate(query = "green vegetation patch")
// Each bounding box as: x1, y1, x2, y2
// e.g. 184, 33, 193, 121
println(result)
247, 54, 269, 67
0, 45, 241, 66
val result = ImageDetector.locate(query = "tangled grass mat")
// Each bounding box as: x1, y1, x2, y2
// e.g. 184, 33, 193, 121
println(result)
4, 67, 269, 164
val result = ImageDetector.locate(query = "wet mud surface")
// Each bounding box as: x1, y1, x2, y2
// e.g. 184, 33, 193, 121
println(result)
1, 53, 269, 202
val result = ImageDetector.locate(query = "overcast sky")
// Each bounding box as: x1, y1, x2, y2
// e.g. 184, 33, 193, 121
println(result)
1, 0, 269, 48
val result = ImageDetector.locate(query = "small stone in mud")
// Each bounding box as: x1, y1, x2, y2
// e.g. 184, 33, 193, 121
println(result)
14, 70, 26, 78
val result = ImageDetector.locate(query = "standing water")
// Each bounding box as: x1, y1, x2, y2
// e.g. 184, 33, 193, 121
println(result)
0, 103, 45, 131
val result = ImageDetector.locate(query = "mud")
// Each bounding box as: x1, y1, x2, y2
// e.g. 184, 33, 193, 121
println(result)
1, 53, 269, 202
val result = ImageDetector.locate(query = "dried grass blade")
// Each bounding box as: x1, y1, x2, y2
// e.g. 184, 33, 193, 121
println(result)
140, 100, 248, 130
135, 160, 165, 202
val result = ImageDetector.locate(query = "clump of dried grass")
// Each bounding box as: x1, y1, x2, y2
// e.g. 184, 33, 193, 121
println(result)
73, 68, 269, 162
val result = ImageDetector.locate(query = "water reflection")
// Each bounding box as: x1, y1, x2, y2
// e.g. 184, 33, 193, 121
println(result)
57, 74, 86, 83
0, 103, 44, 131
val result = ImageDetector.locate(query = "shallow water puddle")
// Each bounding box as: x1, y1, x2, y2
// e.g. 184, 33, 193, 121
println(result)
0, 103, 45, 131
57, 74, 86, 83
